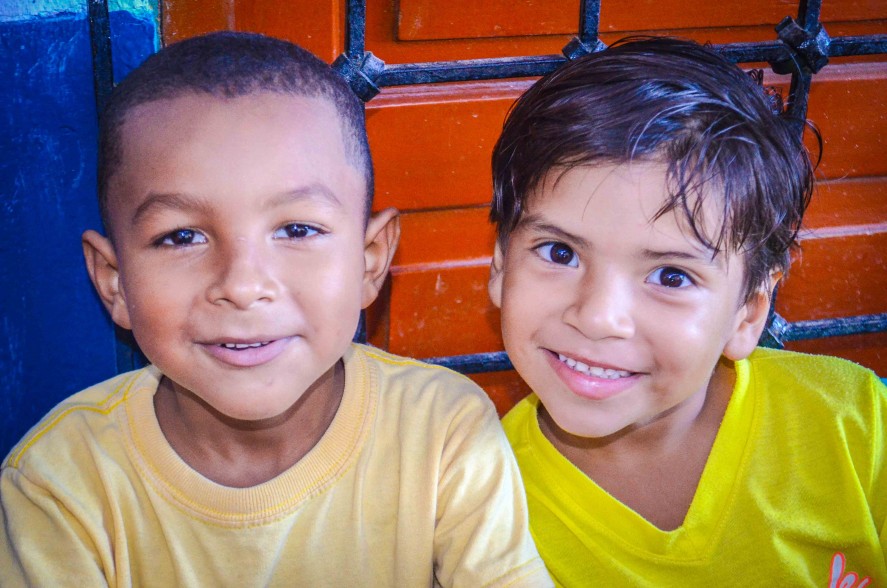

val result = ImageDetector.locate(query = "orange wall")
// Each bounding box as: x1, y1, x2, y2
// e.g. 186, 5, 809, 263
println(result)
163, 0, 887, 412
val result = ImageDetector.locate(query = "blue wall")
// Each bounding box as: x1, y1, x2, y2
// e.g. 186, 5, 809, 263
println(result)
0, 3, 158, 457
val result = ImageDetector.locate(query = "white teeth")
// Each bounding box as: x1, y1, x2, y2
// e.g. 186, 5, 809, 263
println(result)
220, 341, 270, 350
557, 353, 631, 379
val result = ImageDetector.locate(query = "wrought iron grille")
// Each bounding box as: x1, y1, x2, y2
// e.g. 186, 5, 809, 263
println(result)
87, 0, 887, 375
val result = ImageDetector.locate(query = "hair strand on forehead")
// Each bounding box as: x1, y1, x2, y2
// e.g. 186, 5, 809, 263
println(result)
490, 36, 816, 301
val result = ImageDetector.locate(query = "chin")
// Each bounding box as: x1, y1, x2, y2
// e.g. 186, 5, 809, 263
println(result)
208, 396, 294, 423
551, 408, 625, 440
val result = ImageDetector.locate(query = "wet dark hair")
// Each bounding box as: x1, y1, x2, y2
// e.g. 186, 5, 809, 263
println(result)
98, 31, 372, 233
491, 37, 815, 301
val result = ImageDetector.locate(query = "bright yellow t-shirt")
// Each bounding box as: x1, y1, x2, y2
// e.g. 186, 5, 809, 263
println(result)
503, 348, 887, 586
1, 344, 552, 587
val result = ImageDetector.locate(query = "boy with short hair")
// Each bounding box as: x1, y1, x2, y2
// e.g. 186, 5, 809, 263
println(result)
0, 32, 552, 587
488, 37, 886, 584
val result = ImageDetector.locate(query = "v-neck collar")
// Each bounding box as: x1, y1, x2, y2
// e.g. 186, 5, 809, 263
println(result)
522, 357, 756, 559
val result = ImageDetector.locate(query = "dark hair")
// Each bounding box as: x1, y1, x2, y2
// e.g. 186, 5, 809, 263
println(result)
98, 31, 372, 232
491, 37, 815, 301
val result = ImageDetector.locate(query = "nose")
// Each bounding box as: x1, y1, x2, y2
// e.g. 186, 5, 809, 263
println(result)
206, 240, 280, 309
563, 270, 635, 340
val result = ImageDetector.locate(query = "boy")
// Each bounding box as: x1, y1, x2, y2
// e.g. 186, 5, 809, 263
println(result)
0, 32, 552, 587
488, 37, 886, 585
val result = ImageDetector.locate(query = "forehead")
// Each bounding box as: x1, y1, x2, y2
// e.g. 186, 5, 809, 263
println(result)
107, 92, 363, 224
524, 162, 729, 251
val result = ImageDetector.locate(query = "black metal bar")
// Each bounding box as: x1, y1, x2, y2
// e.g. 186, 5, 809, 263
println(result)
784, 0, 821, 127
796, 0, 822, 30
714, 41, 787, 64
829, 35, 887, 57
424, 351, 513, 374
563, 0, 607, 58
579, 0, 603, 42
782, 313, 887, 342
372, 36, 885, 89
353, 312, 367, 344
345, 0, 367, 59
86, 0, 114, 113
377, 54, 568, 86
786, 70, 812, 136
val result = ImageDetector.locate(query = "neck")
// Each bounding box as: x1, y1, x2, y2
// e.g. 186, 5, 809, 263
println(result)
155, 361, 345, 487
541, 359, 735, 465
538, 360, 736, 531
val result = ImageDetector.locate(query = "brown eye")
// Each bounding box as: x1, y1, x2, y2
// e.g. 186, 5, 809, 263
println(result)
648, 267, 692, 288
170, 229, 196, 245
537, 242, 578, 267
274, 223, 321, 240
156, 228, 207, 247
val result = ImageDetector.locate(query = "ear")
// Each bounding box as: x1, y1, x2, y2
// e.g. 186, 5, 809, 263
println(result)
488, 240, 505, 309
722, 272, 782, 361
361, 207, 400, 308
82, 230, 132, 330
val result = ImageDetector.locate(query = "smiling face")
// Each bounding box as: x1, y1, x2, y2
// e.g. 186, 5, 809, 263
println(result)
84, 92, 396, 421
489, 162, 771, 440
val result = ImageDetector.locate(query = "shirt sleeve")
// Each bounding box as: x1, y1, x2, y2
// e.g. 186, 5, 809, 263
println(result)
432, 387, 553, 588
0, 465, 110, 587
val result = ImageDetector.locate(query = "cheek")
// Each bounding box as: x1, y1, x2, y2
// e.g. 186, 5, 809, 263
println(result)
639, 302, 714, 364
501, 265, 554, 313
298, 256, 364, 329
643, 303, 733, 390
126, 268, 195, 316
499, 286, 539, 343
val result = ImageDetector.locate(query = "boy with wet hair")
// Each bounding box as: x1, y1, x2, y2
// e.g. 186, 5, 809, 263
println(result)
488, 37, 886, 584
0, 32, 552, 587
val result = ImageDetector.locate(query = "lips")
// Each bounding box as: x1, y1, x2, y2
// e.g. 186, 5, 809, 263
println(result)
545, 349, 640, 401
556, 353, 633, 379
203, 337, 292, 367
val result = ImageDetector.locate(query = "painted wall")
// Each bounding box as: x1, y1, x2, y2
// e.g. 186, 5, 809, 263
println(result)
0, 1, 158, 457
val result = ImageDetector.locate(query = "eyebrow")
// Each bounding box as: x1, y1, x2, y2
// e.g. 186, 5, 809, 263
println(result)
131, 192, 213, 226
521, 213, 724, 267
519, 214, 591, 249
265, 183, 344, 210
641, 247, 723, 268
130, 183, 344, 227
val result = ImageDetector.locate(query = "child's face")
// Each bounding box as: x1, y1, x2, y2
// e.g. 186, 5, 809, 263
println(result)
489, 162, 770, 439
84, 93, 395, 421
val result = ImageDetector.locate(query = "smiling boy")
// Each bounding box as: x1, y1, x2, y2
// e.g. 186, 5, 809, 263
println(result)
489, 38, 887, 584
0, 32, 551, 587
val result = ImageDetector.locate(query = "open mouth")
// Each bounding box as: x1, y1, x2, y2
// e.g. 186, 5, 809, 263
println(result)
218, 341, 272, 350
205, 338, 291, 368
557, 353, 633, 379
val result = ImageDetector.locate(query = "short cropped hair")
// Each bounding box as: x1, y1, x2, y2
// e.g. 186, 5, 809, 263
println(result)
491, 37, 815, 301
98, 31, 372, 232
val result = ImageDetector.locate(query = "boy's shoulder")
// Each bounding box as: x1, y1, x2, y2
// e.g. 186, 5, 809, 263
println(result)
350, 343, 494, 408
348, 344, 505, 454
746, 347, 885, 396
744, 347, 886, 430
2, 367, 159, 470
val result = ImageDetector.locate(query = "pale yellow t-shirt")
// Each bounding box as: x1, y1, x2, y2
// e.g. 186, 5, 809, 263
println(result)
504, 348, 887, 586
1, 344, 552, 587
